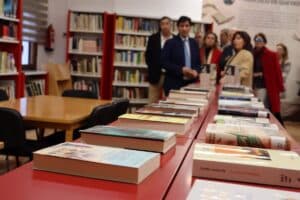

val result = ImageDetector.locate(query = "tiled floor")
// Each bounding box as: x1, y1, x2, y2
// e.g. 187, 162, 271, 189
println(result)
0, 122, 300, 175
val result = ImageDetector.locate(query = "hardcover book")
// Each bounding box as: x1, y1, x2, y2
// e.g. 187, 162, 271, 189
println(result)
192, 143, 300, 188
80, 125, 176, 153
33, 142, 160, 184
218, 106, 269, 118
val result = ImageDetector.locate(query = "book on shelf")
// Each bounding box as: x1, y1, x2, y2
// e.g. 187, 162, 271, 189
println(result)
113, 87, 148, 99
0, 51, 16, 73
205, 123, 289, 150
80, 125, 176, 153
219, 94, 258, 101
70, 56, 101, 74
168, 89, 209, 99
192, 143, 300, 188
0, 79, 14, 98
70, 12, 103, 32
33, 142, 160, 184
116, 16, 159, 33
187, 179, 300, 200
0, 21, 17, 40
0, 0, 18, 18
115, 35, 147, 48
73, 79, 99, 97
145, 103, 200, 116
114, 50, 145, 65
221, 90, 255, 98
116, 113, 192, 135
69, 36, 102, 53
114, 69, 147, 83
25, 79, 45, 96
136, 106, 196, 118
218, 106, 270, 118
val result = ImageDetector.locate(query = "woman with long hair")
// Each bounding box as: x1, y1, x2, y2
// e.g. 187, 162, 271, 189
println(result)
224, 31, 253, 87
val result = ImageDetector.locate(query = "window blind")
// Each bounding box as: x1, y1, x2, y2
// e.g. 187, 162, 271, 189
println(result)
22, 0, 48, 44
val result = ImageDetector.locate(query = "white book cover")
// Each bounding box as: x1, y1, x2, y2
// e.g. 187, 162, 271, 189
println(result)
187, 179, 300, 200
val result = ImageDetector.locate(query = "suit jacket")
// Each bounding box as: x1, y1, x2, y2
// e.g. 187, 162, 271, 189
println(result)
145, 32, 162, 84
260, 47, 284, 113
226, 49, 254, 87
219, 44, 235, 70
162, 35, 201, 95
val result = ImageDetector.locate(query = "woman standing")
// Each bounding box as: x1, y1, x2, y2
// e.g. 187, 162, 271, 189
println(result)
224, 31, 253, 87
253, 33, 284, 125
200, 32, 222, 83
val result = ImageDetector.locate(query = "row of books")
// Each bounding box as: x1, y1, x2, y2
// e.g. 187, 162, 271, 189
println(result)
0, 0, 18, 18
25, 79, 45, 96
0, 51, 16, 73
72, 79, 99, 97
0, 22, 17, 40
33, 85, 212, 184
114, 69, 147, 83
69, 36, 102, 53
70, 12, 103, 31
114, 50, 145, 65
0, 80, 14, 98
116, 16, 159, 33
115, 35, 147, 48
113, 87, 148, 99
190, 84, 300, 189
171, 22, 204, 35
70, 57, 101, 74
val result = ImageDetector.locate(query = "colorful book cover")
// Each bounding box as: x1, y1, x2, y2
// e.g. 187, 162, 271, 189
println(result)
80, 125, 175, 141
187, 179, 300, 200
34, 142, 159, 168
119, 113, 189, 124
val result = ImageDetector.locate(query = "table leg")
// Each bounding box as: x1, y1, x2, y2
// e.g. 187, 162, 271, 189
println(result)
65, 128, 74, 141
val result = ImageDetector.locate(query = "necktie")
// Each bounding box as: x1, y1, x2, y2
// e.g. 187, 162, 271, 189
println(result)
184, 39, 191, 68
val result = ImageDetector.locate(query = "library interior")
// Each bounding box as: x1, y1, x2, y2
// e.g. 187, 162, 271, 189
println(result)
0, 0, 300, 199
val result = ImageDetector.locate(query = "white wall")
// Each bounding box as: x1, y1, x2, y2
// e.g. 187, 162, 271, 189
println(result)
37, 0, 203, 67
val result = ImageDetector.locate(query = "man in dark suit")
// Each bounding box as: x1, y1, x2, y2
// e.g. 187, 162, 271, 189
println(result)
162, 16, 201, 96
146, 16, 173, 103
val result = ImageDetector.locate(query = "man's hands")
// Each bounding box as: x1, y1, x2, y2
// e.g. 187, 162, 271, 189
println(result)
182, 66, 198, 79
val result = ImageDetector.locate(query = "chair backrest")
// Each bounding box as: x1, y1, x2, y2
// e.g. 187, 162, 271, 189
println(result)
0, 89, 9, 101
113, 98, 129, 119
0, 107, 26, 150
85, 104, 116, 128
62, 89, 98, 99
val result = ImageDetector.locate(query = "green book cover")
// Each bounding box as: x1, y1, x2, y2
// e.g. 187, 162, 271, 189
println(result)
80, 125, 175, 141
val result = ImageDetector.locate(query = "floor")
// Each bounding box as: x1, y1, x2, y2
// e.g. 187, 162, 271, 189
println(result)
0, 122, 300, 175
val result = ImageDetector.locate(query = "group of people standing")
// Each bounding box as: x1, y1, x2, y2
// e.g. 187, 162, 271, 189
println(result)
145, 16, 290, 125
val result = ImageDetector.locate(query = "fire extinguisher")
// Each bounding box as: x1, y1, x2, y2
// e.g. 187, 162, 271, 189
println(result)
45, 24, 55, 52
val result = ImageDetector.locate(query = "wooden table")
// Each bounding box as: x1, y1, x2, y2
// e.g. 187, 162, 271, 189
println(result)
0, 95, 111, 141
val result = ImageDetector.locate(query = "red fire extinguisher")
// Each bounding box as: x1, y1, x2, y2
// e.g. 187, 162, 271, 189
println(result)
45, 24, 55, 52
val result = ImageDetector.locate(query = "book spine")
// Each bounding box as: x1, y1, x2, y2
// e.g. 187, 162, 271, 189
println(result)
192, 159, 300, 189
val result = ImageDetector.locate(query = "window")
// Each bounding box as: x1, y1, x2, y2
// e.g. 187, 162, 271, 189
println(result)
22, 41, 37, 70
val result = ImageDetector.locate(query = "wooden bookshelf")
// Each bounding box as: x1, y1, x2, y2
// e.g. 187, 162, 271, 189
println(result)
0, 0, 23, 98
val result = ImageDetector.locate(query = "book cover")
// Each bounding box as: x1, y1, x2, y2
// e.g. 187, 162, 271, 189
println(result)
192, 143, 300, 188
136, 107, 195, 118
206, 123, 288, 150
119, 113, 189, 124
218, 106, 269, 118
34, 142, 160, 184
187, 179, 300, 200
80, 125, 175, 141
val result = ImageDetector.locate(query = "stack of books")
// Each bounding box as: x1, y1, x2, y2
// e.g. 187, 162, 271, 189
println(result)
25, 79, 45, 96
0, 0, 18, 18
70, 12, 103, 32
115, 16, 158, 33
